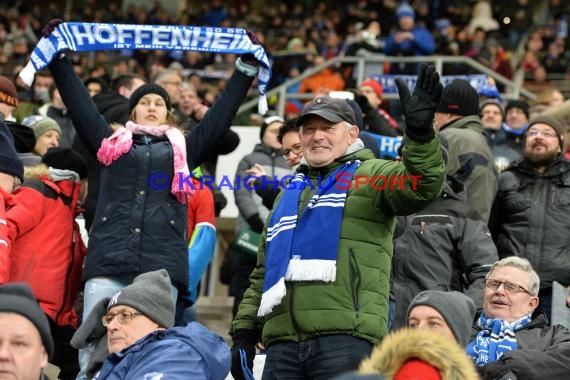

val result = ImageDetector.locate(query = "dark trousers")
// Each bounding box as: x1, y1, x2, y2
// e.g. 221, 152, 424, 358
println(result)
47, 317, 79, 380
262, 335, 373, 380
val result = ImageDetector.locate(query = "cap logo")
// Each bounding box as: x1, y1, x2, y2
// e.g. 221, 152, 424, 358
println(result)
315, 98, 324, 104
109, 291, 121, 306
414, 292, 431, 303
448, 104, 460, 109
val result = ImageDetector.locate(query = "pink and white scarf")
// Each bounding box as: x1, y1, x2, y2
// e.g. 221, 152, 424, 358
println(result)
97, 121, 192, 203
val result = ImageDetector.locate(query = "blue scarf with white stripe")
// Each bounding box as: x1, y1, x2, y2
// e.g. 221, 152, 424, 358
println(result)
258, 161, 360, 317
19, 22, 271, 114
467, 312, 532, 366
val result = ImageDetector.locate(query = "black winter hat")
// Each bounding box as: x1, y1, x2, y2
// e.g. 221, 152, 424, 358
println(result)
6, 121, 36, 153
0, 283, 54, 358
128, 83, 171, 114
0, 121, 24, 181
42, 147, 90, 179
437, 79, 479, 116
505, 100, 529, 119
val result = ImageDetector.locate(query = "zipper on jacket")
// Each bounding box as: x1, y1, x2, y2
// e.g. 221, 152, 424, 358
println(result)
288, 283, 304, 341
349, 248, 361, 317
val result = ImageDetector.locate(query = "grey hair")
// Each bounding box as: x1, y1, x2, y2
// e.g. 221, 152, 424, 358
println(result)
486, 257, 540, 296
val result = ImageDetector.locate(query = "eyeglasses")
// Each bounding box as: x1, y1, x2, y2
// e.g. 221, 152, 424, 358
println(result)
282, 145, 303, 159
102, 311, 143, 326
484, 279, 533, 296
527, 129, 558, 138
161, 80, 182, 87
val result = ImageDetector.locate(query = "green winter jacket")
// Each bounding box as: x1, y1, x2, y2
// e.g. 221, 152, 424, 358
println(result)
232, 137, 445, 347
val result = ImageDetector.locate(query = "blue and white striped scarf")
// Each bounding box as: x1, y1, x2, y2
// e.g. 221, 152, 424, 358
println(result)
19, 22, 271, 114
467, 312, 532, 366
258, 161, 360, 317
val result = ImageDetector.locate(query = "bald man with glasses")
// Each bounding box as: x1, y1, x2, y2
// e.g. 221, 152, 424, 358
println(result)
467, 257, 570, 380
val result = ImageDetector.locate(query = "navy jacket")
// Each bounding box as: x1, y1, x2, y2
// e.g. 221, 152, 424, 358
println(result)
49, 56, 254, 290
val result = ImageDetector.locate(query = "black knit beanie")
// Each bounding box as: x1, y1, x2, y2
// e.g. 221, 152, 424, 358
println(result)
437, 79, 479, 116
42, 147, 90, 179
505, 100, 529, 119
6, 121, 36, 153
0, 283, 54, 358
128, 83, 171, 114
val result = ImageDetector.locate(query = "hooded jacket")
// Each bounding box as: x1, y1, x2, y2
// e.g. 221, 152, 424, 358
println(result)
391, 176, 497, 328
439, 115, 498, 222
233, 138, 445, 347
490, 155, 570, 288
6, 165, 86, 327
93, 322, 231, 380
359, 328, 478, 380
49, 56, 254, 291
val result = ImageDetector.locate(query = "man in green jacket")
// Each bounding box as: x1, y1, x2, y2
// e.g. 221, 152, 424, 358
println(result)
434, 79, 497, 222
231, 64, 446, 380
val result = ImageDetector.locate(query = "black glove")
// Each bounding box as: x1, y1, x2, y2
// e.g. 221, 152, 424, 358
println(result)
395, 64, 443, 143
477, 363, 517, 380
354, 94, 373, 115
230, 329, 257, 380
246, 214, 265, 233
41, 19, 64, 38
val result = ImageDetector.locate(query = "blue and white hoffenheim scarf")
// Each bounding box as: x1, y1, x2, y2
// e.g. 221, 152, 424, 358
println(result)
258, 161, 360, 317
467, 312, 532, 366
19, 23, 271, 114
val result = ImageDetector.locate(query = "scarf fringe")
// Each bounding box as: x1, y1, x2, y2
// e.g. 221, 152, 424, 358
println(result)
285, 259, 337, 282
258, 277, 286, 317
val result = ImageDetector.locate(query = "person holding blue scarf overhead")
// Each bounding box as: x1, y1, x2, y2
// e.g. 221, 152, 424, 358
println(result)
230, 64, 446, 380
467, 257, 570, 380
36, 19, 261, 379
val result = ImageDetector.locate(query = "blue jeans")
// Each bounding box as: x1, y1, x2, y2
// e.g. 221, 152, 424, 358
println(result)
76, 275, 178, 380
262, 335, 372, 380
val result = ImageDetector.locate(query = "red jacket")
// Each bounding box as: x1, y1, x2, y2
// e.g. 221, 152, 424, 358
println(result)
6, 169, 86, 327
0, 187, 16, 284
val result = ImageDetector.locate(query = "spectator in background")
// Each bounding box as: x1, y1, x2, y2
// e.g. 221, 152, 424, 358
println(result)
1, 79, 24, 284
467, 257, 570, 380
502, 99, 530, 154
490, 115, 570, 320
384, 1, 435, 74
481, 99, 522, 171
391, 161, 498, 329
355, 79, 401, 137
230, 115, 290, 318
298, 55, 346, 96
37, 83, 76, 149
434, 79, 497, 222
0, 283, 54, 380
84, 77, 108, 98
13, 71, 53, 123
20, 115, 61, 166
6, 147, 89, 379
508, 0, 535, 50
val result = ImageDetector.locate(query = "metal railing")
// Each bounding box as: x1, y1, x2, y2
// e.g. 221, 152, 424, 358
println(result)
238, 55, 536, 117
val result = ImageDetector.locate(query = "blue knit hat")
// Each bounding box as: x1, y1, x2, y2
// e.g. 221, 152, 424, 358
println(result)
396, 2, 415, 19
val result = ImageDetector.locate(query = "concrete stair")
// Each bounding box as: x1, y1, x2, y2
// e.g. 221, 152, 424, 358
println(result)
195, 296, 235, 343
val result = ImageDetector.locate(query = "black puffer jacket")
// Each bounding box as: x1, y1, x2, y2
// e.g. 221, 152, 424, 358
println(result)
49, 56, 254, 290
490, 155, 570, 289
473, 311, 570, 380
392, 176, 498, 328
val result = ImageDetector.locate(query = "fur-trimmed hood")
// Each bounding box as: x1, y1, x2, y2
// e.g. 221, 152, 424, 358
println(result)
359, 329, 478, 380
